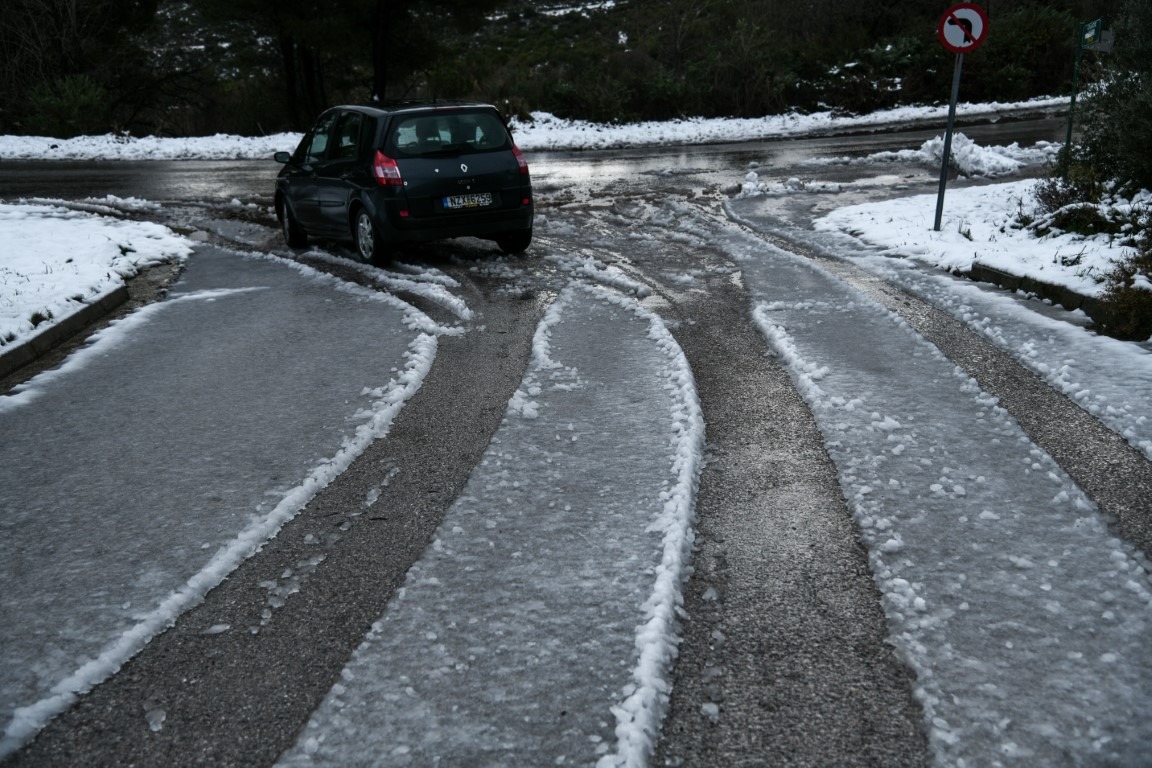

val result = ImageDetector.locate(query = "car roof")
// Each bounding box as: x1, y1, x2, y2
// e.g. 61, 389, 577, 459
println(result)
328, 101, 501, 119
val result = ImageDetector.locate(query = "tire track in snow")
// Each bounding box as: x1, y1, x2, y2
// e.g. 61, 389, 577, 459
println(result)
5, 258, 548, 767
544, 204, 933, 766
722, 206, 1152, 562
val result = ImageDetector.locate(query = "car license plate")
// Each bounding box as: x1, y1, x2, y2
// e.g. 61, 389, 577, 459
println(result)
443, 192, 493, 209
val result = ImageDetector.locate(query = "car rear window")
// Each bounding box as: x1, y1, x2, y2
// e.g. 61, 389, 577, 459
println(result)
387, 110, 511, 158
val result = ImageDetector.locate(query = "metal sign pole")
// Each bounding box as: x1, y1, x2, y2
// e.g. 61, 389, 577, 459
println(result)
1065, 27, 1085, 150
933, 3, 988, 231
1066, 19, 1105, 152
934, 52, 965, 232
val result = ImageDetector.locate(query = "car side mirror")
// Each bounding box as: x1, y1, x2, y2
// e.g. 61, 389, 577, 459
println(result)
273, 151, 291, 164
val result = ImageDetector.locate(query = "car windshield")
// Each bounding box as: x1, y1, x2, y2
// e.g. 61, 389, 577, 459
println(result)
388, 110, 511, 158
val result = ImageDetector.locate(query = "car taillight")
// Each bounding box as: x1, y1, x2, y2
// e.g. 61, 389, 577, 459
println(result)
512, 144, 529, 174
373, 151, 403, 186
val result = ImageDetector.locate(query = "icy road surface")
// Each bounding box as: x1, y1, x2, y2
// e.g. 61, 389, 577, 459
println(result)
277, 187, 1152, 765
5, 121, 1152, 766
523, 190, 1152, 765
0, 248, 436, 753
742, 244, 1152, 765
664, 195, 1152, 765
804, 185, 1152, 462
280, 283, 702, 767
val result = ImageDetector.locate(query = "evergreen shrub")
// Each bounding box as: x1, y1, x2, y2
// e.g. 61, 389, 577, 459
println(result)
27, 75, 110, 137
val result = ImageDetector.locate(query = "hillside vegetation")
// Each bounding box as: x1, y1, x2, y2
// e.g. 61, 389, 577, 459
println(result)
0, 0, 1124, 136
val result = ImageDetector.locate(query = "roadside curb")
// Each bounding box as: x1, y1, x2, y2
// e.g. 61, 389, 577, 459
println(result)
0, 285, 129, 381
962, 263, 1108, 326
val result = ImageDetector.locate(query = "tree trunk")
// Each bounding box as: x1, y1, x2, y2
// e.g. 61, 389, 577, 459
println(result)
372, 0, 409, 101
300, 44, 319, 116
278, 31, 301, 128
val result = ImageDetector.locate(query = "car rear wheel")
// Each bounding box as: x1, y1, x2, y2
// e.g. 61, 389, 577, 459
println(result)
496, 229, 532, 255
355, 209, 392, 265
280, 202, 308, 249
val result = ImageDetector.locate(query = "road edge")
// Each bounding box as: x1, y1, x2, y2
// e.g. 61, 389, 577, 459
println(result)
0, 286, 128, 381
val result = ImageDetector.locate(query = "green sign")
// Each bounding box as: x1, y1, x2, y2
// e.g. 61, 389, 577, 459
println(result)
1082, 18, 1103, 48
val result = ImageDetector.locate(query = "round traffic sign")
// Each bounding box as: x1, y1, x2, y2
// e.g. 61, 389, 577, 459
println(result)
938, 3, 990, 54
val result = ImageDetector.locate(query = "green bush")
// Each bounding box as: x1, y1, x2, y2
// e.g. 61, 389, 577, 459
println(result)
803, 37, 947, 114
1033, 165, 1104, 212
1097, 233, 1152, 340
1073, 0, 1152, 191
964, 5, 1077, 103
26, 75, 111, 138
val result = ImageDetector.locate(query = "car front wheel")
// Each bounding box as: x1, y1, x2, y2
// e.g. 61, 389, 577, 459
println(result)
496, 229, 532, 255
355, 209, 391, 265
280, 202, 308, 249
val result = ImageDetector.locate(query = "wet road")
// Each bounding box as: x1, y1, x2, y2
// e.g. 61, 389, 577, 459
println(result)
0, 118, 1065, 204
10, 116, 1150, 767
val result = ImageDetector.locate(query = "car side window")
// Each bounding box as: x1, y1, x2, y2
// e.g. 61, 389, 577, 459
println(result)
333, 112, 363, 160
299, 111, 339, 163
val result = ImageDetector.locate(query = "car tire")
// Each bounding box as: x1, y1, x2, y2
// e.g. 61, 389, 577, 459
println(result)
496, 229, 532, 255
355, 209, 392, 265
279, 201, 308, 249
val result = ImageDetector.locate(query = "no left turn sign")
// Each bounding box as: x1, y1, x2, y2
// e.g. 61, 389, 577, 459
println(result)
938, 3, 990, 54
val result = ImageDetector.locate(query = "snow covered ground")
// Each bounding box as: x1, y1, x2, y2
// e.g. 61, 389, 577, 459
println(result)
728, 127, 1151, 461
511, 98, 1067, 152
808, 178, 1147, 300
0, 201, 192, 352
0, 243, 704, 765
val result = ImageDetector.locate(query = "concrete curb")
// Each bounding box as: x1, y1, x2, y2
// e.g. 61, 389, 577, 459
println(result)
0, 285, 129, 381
963, 264, 1109, 326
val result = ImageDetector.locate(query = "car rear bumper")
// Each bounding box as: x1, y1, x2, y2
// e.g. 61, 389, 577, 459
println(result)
374, 197, 534, 243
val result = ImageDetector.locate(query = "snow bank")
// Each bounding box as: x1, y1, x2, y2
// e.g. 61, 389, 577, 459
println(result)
813, 181, 1144, 298
0, 97, 1066, 160
0, 203, 193, 350
0, 132, 302, 161
805, 132, 1061, 177
510, 98, 1066, 151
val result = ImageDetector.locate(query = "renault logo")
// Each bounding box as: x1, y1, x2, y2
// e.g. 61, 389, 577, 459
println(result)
460, 163, 468, 173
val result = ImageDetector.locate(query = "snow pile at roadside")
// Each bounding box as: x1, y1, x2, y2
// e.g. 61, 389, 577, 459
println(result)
0, 97, 1066, 160
737, 133, 1059, 199
510, 98, 1065, 151
812, 181, 1144, 298
736, 173, 845, 196
0, 203, 193, 350
0, 132, 302, 161
807, 132, 1061, 177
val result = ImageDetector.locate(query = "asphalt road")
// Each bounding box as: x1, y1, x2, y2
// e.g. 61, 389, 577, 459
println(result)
6, 116, 1150, 766
0, 112, 1067, 204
